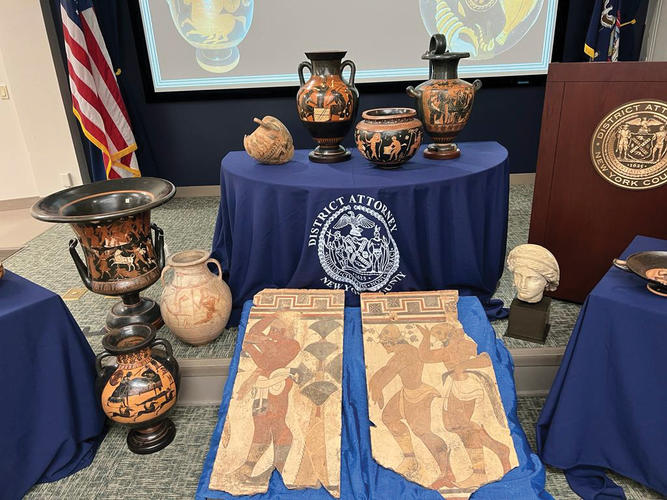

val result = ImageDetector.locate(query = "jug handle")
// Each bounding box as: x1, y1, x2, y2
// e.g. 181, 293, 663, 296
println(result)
613, 259, 630, 272
298, 61, 312, 86
95, 352, 115, 378
69, 239, 93, 291
406, 86, 422, 99
341, 60, 356, 86
160, 264, 173, 287
206, 258, 223, 281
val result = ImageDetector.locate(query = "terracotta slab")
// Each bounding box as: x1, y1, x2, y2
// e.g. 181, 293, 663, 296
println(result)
360, 291, 518, 499
209, 289, 345, 497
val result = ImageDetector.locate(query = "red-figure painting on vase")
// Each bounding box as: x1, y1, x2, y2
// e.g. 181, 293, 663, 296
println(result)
297, 51, 358, 163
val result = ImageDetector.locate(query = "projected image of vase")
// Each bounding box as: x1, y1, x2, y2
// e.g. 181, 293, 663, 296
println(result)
167, 0, 254, 73
419, 0, 542, 59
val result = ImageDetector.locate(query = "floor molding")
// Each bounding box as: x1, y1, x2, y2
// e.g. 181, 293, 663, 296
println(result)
175, 186, 220, 198
0, 247, 22, 260
509, 173, 536, 185
0, 196, 39, 211
176, 346, 564, 406
510, 346, 564, 397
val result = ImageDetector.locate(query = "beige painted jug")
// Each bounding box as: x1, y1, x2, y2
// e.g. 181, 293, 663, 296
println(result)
160, 250, 232, 346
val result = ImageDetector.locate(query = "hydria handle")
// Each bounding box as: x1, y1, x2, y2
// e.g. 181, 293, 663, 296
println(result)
406, 86, 422, 99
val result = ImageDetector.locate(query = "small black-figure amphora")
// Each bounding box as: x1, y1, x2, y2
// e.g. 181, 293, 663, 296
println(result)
96, 324, 180, 454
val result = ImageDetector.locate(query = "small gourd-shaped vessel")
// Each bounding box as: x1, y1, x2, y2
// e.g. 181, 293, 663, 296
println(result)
407, 34, 481, 160
243, 116, 294, 164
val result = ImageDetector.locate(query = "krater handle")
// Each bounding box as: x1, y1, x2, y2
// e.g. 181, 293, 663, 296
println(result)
298, 61, 313, 86
473, 79, 482, 92
95, 352, 115, 378
151, 223, 165, 268
206, 258, 223, 281
69, 239, 92, 290
341, 60, 356, 86
613, 259, 630, 272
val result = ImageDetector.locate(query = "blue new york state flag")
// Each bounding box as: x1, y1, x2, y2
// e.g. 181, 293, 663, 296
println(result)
585, 0, 625, 61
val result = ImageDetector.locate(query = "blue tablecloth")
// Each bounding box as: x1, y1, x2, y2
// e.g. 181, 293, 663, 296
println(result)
197, 297, 551, 499
0, 271, 105, 500
536, 235, 667, 499
212, 143, 510, 326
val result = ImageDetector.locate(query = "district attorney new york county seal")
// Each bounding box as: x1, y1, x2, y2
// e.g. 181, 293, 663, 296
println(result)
590, 99, 667, 190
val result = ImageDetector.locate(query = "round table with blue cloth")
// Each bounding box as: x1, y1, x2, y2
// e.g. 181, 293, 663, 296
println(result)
212, 142, 509, 325
0, 270, 105, 500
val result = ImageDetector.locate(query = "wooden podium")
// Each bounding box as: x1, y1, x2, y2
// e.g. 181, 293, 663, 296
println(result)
529, 62, 667, 303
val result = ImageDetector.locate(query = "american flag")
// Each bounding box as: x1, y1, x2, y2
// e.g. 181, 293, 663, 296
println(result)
60, 0, 140, 179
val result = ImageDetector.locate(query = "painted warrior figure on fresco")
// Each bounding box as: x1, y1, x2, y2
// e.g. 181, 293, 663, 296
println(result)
225, 313, 301, 482
369, 324, 457, 487
417, 323, 512, 488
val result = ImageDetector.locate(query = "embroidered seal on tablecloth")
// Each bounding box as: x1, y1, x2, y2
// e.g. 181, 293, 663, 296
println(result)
308, 195, 404, 293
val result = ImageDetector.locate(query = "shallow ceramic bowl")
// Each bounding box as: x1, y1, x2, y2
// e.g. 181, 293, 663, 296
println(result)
613, 250, 667, 297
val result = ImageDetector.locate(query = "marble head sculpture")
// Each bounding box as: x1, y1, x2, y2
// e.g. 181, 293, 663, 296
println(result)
507, 244, 560, 303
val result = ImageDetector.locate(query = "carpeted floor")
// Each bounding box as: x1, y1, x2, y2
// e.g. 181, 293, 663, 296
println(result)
26, 399, 662, 499
12, 186, 662, 498
1, 185, 580, 359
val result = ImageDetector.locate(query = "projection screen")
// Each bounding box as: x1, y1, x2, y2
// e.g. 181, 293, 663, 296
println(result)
139, 0, 558, 92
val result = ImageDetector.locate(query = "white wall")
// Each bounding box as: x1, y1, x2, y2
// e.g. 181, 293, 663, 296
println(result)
0, 47, 37, 200
0, 0, 82, 201
642, 0, 667, 61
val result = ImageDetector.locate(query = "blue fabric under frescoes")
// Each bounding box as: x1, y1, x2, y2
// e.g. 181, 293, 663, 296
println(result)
211, 143, 510, 326
0, 271, 106, 500
537, 235, 667, 499
196, 297, 551, 499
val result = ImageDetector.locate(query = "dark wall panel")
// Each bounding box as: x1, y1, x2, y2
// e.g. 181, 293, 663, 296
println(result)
112, 0, 547, 185
57, 0, 657, 185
